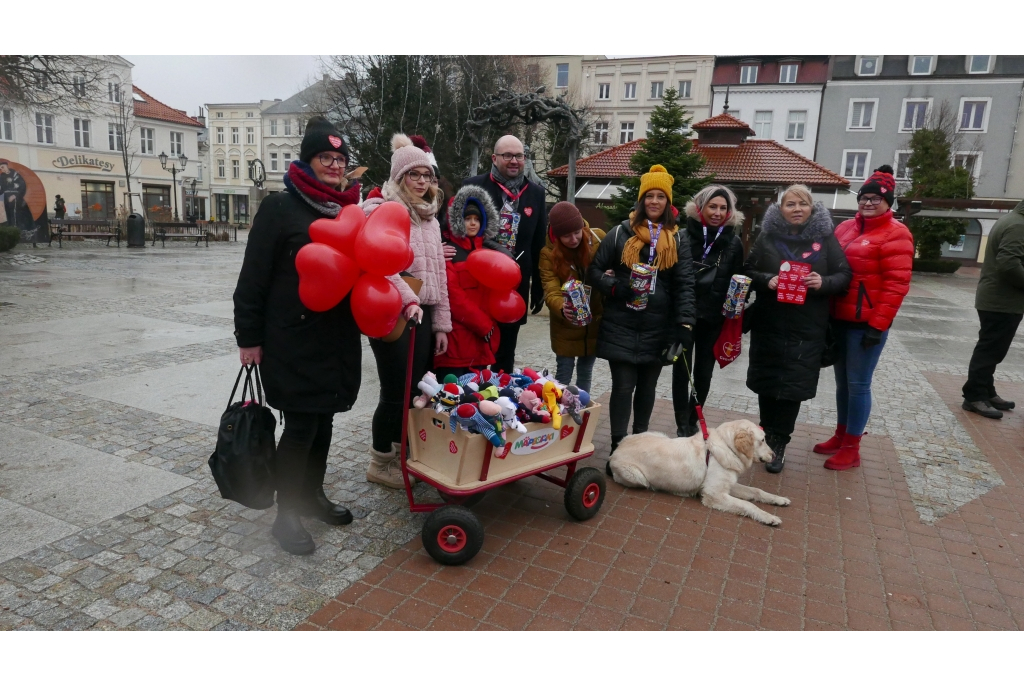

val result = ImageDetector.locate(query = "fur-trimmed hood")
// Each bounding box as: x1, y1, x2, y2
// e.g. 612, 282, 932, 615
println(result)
761, 201, 834, 242
684, 200, 744, 228
447, 184, 499, 240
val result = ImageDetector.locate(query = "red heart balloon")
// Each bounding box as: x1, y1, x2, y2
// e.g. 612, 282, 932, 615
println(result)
295, 243, 360, 312
355, 201, 411, 277
351, 273, 403, 338
467, 250, 522, 291
488, 288, 526, 324
309, 204, 365, 256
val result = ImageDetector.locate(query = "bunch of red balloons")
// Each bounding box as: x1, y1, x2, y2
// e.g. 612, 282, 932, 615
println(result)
296, 202, 412, 338
465, 250, 526, 324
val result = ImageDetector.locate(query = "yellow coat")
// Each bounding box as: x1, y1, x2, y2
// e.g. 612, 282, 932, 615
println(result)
538, 227, 606, 358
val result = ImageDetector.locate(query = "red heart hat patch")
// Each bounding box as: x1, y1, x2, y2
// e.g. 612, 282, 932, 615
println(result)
328, 135, 342, 149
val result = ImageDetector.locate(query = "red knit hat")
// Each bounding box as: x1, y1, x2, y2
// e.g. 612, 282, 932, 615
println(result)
858, 165, 896, 207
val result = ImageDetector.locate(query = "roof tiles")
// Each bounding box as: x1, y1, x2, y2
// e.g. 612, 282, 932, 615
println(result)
132, 86, 204, 128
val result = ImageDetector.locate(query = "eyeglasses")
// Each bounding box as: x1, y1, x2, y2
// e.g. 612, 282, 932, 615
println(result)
405, 170, 436, 182
857, 195, 884, 206
317, 153, 347, 169
496, 153, 525, 162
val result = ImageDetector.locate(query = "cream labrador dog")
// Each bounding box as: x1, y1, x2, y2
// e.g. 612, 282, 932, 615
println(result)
606, 419, 790, 526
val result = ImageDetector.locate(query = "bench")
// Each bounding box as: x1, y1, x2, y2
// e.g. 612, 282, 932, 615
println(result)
49, 219, 120, 247
151, 221, 208, 247
203, 221, 241, 242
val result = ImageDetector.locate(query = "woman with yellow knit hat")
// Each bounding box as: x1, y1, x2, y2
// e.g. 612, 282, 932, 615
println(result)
588, 164, 696, 454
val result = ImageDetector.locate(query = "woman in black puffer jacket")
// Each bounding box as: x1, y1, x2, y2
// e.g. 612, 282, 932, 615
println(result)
233, 117, 361, 556
672, 184, 746, 438
744, 184, 851, 474
589, 165, 696, 454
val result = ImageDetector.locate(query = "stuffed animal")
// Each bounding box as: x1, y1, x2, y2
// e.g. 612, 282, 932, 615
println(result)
450, 402, 505, 447
577, 388, 591, 406
477, 383, 499, 401
414, 372, 441, 409
495, 396, 527, 434
432, 382, 461, 415
517, 390, 551, 424
542, 381, 563, 430
521, 367, 541, 382
560, 384, 585, 425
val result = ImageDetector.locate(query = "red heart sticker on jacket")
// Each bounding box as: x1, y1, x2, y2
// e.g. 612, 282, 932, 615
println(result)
328, 135, 342, 149
524, 207, 533, 217
560, 425, 574, 439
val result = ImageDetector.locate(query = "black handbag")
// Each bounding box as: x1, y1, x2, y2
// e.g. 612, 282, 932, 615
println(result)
693, 251, 723, 290
208, 365, 277, 509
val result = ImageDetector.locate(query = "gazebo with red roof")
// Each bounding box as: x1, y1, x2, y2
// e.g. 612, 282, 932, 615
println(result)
549, 110, 850, 248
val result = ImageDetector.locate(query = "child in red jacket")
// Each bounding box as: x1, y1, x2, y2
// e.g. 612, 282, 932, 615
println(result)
434, 185, 510, 378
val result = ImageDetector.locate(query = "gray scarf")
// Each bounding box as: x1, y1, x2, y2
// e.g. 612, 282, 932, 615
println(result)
490, 163, 526, 193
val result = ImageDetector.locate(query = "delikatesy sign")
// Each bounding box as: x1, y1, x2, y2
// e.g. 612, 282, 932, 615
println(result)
511, 427, 559, 455
51, 155, 115, 172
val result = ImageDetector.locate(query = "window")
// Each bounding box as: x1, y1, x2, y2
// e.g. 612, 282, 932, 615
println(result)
556, 63, 569, 89
81, 181, 115, 220
646, 121, 652, 137
35, 113, 54, 144
856, 56, 881, 76
900, 99, 931, 131
754, 111, 773, 138
107, 123, 123, 151
786, 111, 806, 140
954, 152, 982, 180
140, 127, 154, 154
847, 99, 877, 130
842, 150, 871, 179
283, 152, 292, 170
246, 127, 254, 144
231, 127, 239, 144
619, 122, 634, 144
170, 131, 183, 156
779, 64, 798, 83
217, 159, 225, 178
894, 151, 912, 180
593, 122, 608, 145
34, 72, 48, 89
270, 153, 279, 171
623, 82, 636, 100
968, 55, 992, 74
959, 99, 990, 132
678, 80, 691, 98
232, 159, 240, 179
910, 56, 935, 75
598, 83, 610, 100
73, 118, 91, 148
298, 120, 304, 135
216, 112, 223, 118
1, 109, 12, 141
73, 75, 87, 97
650, 81, 663, 99
740, 65, 758, 83
197, 163, 203, 181
284, 120, 292, 135
246, 111, 253, 118
216, 127, 224, 144
107, 82, 120, 102
270, 119, 278, 135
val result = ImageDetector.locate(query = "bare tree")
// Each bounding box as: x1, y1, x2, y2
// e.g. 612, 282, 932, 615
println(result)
109, 80, 139, 213
0, 55, 104, 112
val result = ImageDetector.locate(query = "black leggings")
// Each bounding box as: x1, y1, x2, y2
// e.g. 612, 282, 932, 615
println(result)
607, 360, 664, 438
672, 317, 723, 430
757, 395, 802, 445
276, 411, 333, 508
369, 305, 434, 452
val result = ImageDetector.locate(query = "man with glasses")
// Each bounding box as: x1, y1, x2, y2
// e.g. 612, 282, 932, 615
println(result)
463, 135, 548, 373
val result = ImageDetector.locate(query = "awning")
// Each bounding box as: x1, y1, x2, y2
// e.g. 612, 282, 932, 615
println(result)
574, 181, 624, 201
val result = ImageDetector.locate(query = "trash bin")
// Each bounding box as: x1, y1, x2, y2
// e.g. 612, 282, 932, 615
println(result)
127, 213, 146, 248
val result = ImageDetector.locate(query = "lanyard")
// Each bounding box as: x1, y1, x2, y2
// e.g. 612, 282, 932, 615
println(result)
701, 224, 724, 261
647, 221, 662, 266
490, 173, 528, 203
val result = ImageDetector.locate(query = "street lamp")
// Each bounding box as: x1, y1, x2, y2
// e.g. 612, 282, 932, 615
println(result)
159, 151, 188, 221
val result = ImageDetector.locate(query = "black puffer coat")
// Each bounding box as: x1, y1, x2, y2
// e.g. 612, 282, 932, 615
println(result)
588, 218, 696, 365
744, 202, 851, 401
233, 190, 362, 414
683, 201, 746, 322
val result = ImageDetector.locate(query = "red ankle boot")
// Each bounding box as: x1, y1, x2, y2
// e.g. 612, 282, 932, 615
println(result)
813, 424, 846, 455
824, 434, 861, 471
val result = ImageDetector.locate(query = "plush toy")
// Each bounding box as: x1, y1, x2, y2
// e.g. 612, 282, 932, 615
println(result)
577, 388, 591, 407
495, 396, 527, 434
477, 383, 499, 401
542, 381, 563, 430
521, 367, 541, 382
432, 382, 461, 415
442, 374, 460, 385
478, 399, 506, 440
450, 402, 505, 447
560, 384, 585, 425
496, 373, 512, 388
517, 390, 551, 424
414, 372, 441, 409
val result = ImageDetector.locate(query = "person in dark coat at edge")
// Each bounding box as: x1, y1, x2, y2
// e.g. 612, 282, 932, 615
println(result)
744, 184, 852, 474
54, 195, 66, 220
461, 134, 548, 373
589, 164, 696, 456
673, 184, 746, 438
233, 117, 362, 555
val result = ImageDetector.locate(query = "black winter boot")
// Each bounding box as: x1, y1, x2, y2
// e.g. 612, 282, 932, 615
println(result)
301, 441, 352, 525
272, 508, 315, 555
764, 432, 788, 474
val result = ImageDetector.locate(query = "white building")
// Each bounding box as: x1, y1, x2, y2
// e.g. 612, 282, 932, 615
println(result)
205, 101, 275, 223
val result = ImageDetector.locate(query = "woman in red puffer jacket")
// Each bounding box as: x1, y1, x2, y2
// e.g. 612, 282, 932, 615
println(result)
815, 165, 914, 471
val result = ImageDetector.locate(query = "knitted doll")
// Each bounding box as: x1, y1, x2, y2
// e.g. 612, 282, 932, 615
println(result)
495, 396, 527, 433
414, 372, 442, 409
450, 403, 505, 447
517, 390, 551, 424
542, 381, 563, 430
560, 385, 585, 425
432, 383, 461, 415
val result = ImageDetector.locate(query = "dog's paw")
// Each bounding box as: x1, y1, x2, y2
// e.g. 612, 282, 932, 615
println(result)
775, 496, 791, 507
761, 514, 782, 526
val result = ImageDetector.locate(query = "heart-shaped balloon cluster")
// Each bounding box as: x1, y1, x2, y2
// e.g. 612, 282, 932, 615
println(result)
296, 202, 411, 338
464, 250, 527, 324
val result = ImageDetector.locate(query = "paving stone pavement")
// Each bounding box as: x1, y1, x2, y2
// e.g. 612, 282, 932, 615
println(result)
2, 241, 1023, 630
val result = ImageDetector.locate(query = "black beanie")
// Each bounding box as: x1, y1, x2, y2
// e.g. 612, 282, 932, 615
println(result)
858, 165, 896, 207
300, 116, 350, 164
463, 201, 482, 220
707, 187, 733, 212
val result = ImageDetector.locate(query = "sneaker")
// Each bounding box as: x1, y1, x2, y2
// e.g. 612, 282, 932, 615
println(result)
990, 395, 1015, 411
962, 399, 1003, 420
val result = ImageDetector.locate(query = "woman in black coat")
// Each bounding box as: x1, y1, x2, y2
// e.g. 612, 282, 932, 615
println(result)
233, 117, 362, 555
672, 184, 746, 437
744, 184, 852, 473
589, 165, 696, 454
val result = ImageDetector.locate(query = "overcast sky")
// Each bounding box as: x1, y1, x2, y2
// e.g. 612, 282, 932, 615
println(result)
124, 56, 322, 117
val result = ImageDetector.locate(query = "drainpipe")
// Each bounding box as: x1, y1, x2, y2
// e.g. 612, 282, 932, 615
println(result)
1004, 81, 1024, 195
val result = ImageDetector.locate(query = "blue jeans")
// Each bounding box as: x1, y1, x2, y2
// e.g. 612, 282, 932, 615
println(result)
834, 326, 888, 436
555, 355, 596, 394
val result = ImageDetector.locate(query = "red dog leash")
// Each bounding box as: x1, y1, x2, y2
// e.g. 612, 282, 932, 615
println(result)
681, 354, 712, 466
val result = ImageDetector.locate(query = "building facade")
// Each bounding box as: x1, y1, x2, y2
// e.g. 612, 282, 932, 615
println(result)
261, 77, 338, 192
205, 101, 275, 223
580, 55, 715, 150
709, 56, 829, 160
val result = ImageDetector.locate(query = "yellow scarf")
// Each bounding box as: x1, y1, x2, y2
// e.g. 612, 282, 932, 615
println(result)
621, 219, 678, 271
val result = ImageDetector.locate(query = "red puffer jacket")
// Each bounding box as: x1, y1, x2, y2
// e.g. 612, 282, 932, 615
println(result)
433, 233, 501, 369
831, 210, 915, 330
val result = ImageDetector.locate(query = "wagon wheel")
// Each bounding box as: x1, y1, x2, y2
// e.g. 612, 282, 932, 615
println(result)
437, 489, 487, 508
421, 506, 484, 565
564, 467, 606, 521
